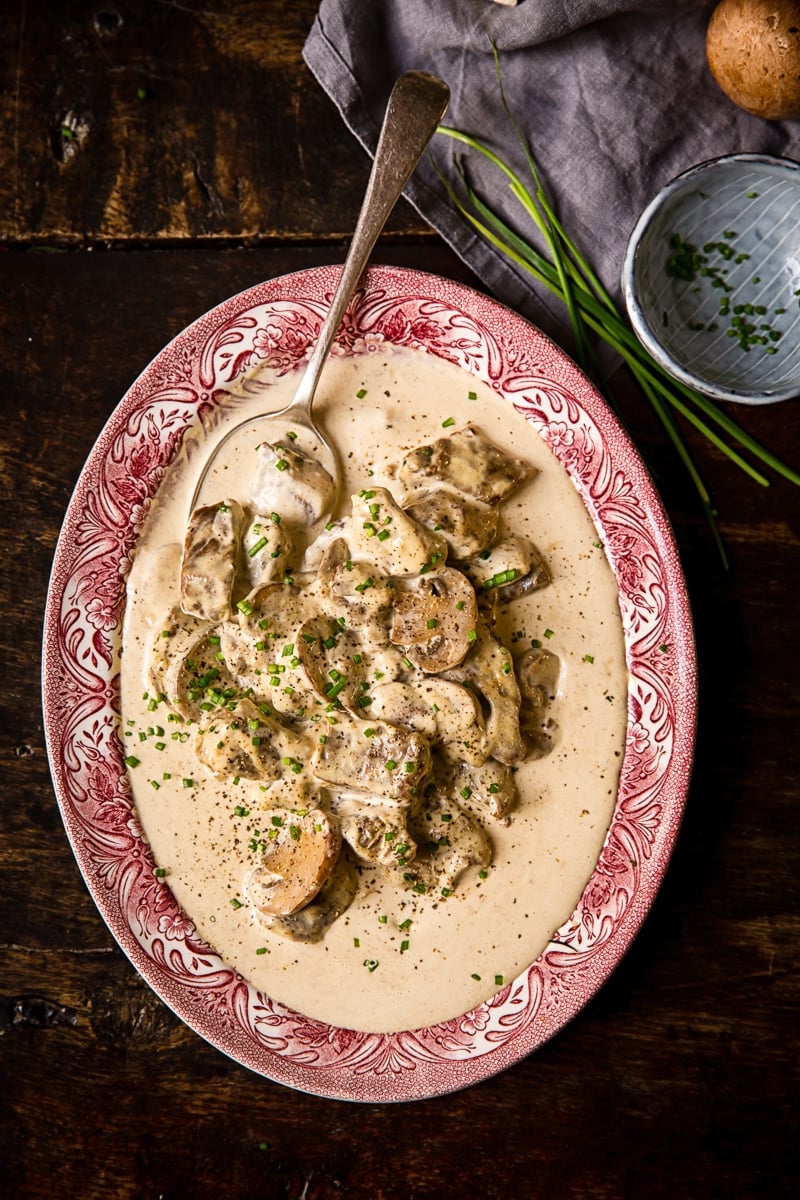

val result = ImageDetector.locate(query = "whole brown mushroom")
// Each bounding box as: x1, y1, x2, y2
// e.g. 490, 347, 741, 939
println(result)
706, 0, 800, 120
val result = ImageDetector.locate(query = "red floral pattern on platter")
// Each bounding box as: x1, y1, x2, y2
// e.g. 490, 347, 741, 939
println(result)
43, 266, 695, 1103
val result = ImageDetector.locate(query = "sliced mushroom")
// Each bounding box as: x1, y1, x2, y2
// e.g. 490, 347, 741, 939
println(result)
434, 757, 517, 821
443, 618, 526, 765
517, 646, 561, 708
462, 535, 551, 597
404, 488, 498, 558
370, 678, 488, 766
148, 606, 233, 721
390, 567, 478, 673
180, 499, 245, 621
250, 439, 335, 527
295, 613, 371, 713
241, 806, 341, 917
517, 645, 561, 759
218, 583, 318, 719
301, 518, 347, 572
241, 512, 294, 592
311, 717, 430, 806
346, 487, 448, 577
398, 425, 535, 507
404, 799, 492, 894
252, 854, 358, 942
194, 697, 311, 782
367, 681, 436, 738
337, 802, 418, 868
312, 537, 394, 641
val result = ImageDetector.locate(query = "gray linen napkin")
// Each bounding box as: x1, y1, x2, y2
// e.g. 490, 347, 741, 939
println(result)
303, 0, 800, 345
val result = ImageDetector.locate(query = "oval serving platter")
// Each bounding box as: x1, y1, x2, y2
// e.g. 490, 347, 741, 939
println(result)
43, 265, 696, 1103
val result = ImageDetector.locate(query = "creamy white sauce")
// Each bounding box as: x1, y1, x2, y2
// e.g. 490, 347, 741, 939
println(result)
121, 349, 627, 1033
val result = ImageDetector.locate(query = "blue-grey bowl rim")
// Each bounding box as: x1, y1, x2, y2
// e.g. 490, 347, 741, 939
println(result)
621, 152, 800, 406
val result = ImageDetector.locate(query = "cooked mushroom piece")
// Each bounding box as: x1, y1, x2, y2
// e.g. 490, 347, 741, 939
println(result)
312, 537, 394, 641
194, 697, 311, 782
294, 613, 372, 712
337, 803, 418, 868
405, 799, 492, 893
241, 513, 294, 592
241, 806, 341, 917
425, 679, 488, 765
390, 567, 478, 673
301, 519, 347, 572
517, 646, 561, 708
252, 855, 358, 943
398, 425, 535, 507
367, 681, 438, 739
370, 678, 488, 766
462, 535, 551, 598
517, 645, 561, 759
250, 439, 335, 527
434, 757, 518, 821
443, 618, 526, 765
218, 583, 318, 718
403, 488, 498, 558
180, 499, 246, 621
346, 487, 448, 577
311, 718, 431, 806
148, 606, 232, 721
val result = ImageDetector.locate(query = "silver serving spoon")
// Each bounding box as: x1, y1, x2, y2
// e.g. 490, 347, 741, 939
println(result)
192, 71, 450, 515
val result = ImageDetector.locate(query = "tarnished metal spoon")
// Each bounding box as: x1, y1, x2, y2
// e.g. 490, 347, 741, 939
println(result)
192, 71, 450, 515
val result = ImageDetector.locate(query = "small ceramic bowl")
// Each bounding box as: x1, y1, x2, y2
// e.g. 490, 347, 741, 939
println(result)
622, 154, 800, 405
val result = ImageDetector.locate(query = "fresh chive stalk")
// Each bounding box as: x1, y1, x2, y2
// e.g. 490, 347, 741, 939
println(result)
433, 52, 799, 564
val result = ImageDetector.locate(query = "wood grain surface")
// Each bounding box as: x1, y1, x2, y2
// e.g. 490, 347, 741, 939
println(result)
2, 3, 799, 1198
1, 0, 424, 244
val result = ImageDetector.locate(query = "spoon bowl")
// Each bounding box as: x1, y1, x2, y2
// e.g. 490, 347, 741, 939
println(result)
191, 71, 450, 513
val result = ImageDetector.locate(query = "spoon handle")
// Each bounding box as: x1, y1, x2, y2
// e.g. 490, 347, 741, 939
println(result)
286, 72, 450, 415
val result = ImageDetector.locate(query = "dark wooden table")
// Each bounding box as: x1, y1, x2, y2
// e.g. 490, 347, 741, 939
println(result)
2, 3, 799, 1197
